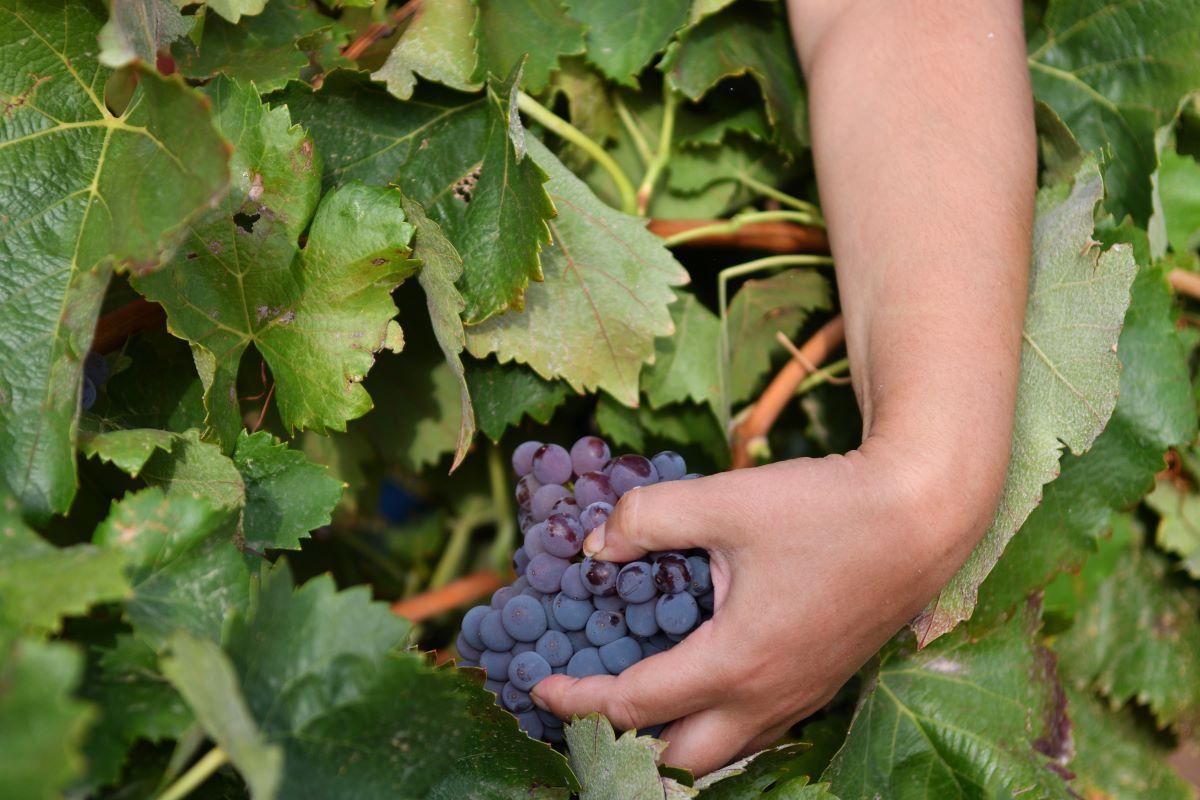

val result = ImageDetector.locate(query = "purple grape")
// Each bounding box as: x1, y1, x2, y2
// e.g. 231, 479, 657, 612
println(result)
535, 629, 573, 667
461, 605, 490, 651
521, 586, 544, 600
639, 634, 670, 658
508, 651, 552, 691
656, 592, 699, 635
524, 522, 548, 557
552, 593, 594, 630
609, 455, 658, 496
512, 441, 543, 476
544, 724, 564, 744
599, 636, 642, 674
593, 593, 626, 612
575, 471, 618, 508
626, 599, 659, 637
580, 501, 613, 534
492, 585, 520, 609
570, 436, 611, 476
502, 681, 533, 712
559, 562, 590, 600
567, 646, 607, 678
650, 451, 687, 482
517, 710, 545, 739
550, 495, 581, 521
697, 590, 714, 612
566, 628, 590, 652
532, 444, 572, 485
518, 510, 533, 530
480, 649, 513, 681
527, 553, 570, 593
539, 594, 564, 632
502, 595, 548, 642
687, 556, 711, 596
486, 678, 506, 695
585, 610, 626, 647
81, 377, 97, 410
480, 610, 516, 651
653, 553, 691, 595
537, 708, 563, 729
616, 561, 656, 603
542, 513, 584, 558
513, 547, 530, 576
456, 633, 482, 661
582, 556, 619, 596
515, 475, 541, 511
530, 484, 571, 522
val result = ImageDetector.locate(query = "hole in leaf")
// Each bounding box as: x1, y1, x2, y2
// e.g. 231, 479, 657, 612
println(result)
233, 212, 260, 234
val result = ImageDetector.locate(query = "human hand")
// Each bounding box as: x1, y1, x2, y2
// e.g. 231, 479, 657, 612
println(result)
530, 438, 1001, 776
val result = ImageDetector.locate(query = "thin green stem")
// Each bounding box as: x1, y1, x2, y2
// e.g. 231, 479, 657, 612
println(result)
156, 748, 227, 800
430, 497, 494, 590
717, 254, 836, 427
613, 94, 652, 167
662, 209, 824, 248
795, 356, 850, 394
636, 87, 679, 216
487, 444, 517, 572
517, 92, 637, 214
737, 173, 823, 220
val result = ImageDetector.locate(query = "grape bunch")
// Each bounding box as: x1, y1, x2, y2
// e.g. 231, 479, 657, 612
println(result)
456, 437, 713, 743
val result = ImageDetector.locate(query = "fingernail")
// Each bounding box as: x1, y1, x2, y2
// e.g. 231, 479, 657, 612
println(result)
582, 524, 605, 557
530, 689, 549, 711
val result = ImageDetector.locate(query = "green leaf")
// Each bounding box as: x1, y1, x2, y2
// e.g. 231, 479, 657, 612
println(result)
565, 713, 694, 800
726, 269, 831, 403
371, 0, 481, 98
134, 78, 418, 450
164, 563, 576, 798
0, 0, 229, 520
643, 292, 720, 412
233, 430, 342, 551
94, 486, 250, 647
139, 429, 245, 510
99, 0, 193, 67
1146, 478, 1200, 579
1150, 95, 1200, 258
823, 604, 1072, 800
0, 492, 128, 636
1027, 0, 1200, 221
661, 4, 807, 153
915, 159, 1136, 643
0, 638, 94, 800
85, 330, 207, 433
565, 0, 690, 86
78, 428, 176, 478
1054, 534, 1200, 732
596, 395, 728, 466
205, 0, 268, 24
1065, 684, 1195, 800
466, 359, 570, 442
470, 0, 584, 94
973, 264, 1197, 623
466, 137, 689, 405
695, 744, 836, 798
544, 57, 619, 162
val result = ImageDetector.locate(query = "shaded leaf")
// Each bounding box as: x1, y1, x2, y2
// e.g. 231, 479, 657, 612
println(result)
372, 0, 480, 98
1150, 95, 1200, 258
466, 359, 570, 442
140, 429, 245, 510
565, 0, 690, 86
205, 0, 268, 24
85, 331, 207, 433
695, 743, 836, 798
565, 713, 694, 800
470, 0, 584, 94
545, 57, 619, 163
1147, 477, 1200, 579
233, 430, 342, 551
78, 428, 176, 478
99, 0, 193, 67
596, 395, 728, 467
643, 292, 720, 412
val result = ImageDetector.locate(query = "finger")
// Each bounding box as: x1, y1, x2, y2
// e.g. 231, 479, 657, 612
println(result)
735, 722, 792, 761
531, 624, 721, 730
658, 708, 751, 777
583, 475, 725, 562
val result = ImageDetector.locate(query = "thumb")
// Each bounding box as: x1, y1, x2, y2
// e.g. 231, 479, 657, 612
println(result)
583, 474, 721, 562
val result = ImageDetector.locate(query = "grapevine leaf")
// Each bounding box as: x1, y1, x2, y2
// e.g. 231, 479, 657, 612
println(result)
545, 58, 619, 161
1054, 533, 1200, 732
79, 634, 192, 788
205, 0, 268, 24
565, 0, 690, 86
78, 428, 176, 478
465, 137, 689, 405
1027, 0, 1200, 222
915, 159, 1136, 643
139, 429, 245, 510
661, 4, 807, 154
1065, 684, 1195, 800
973, 264, 1196, 623
134, 78, 418, 450
85, 331, 207, 433
1146, 478, 1200, 579
1150, 96, 1200, 258
470, 0, 585, 94
676, 100, 771, 148
371, 0, 481, 98
726, 269, 831, 403
164, 563, 577, 798
466, 359, 570, 442
823, 603, 1072, 799
694, 744, 836, 798
0, 0, 229, 520
596, 395, 728, 466
94, 486, 250, 647
643, 292, 720, 412
232, 430, 342, 551
0, 638, 94, 800
98, 0, 193, 67
0, 492, 128, 636
564, 713, 695, 800
688, 0, 736, 25
405, 197, 476, 470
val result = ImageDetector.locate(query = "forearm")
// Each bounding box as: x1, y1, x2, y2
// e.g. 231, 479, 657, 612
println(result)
790, 0, 1036, 540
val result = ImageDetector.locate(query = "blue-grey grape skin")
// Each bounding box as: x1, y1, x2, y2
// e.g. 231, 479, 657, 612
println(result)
512, 641, 535, 655
524, 522, 548, 557
609, 454, 658, 495
582, 556, 619, 596
599, 636, 643, 674
532, 443, 573, 485
530, 483, 571, 521
687, 556, 712, 595
579, 501, 612, 534
566, 628, 591, 653
625, 599, 659, 637
535, 629, 573, 667
517, 710, 545, 740
509, 651, 553, 691
511, 441, 543, 477
656, 592, 700, 635
552, 593, 594, 630
542, 513, 584, 558
460, 605, 489, 650
456, 633, 482, 661
492, 584, 519, 609
550, 495, 581, 521
501, 595, 548, 642
514, 474, 541, 511
480, 650, 513, 681
502, 681, 534, 713
480, 610, 516, 651
616, 561, 656, 603
559, 562, 590, 600
593, 591, 626, 611
526, 553, 570, 593
570, 436, 612, 476
575, 472, 617, 509
652, 553, 691, 595
512, 547, 530, 576
566, 646, 607, 678
586, 610, 627, 647
537, 708, 563, 729
650, 451, 687, 482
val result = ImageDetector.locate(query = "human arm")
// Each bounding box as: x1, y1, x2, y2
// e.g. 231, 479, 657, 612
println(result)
531, 0, 1037, 776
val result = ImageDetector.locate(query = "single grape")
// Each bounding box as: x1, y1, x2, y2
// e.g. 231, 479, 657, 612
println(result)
526, 553, 571, 593
459, 659, 479, 669
625, 599, 660, 637
516, 710, 545, 739
566, 629, 591, 653
539, 594, 564, 632
532, 443, 572, 485
609, 454, 658, 496
582, 556, 619, 596
521, 588, 544, 602
544, 725, 564, 744
480, 610, 516, 651
593, 593, 626, 612
585, 609, 627, 647
512, 575, 530, 593
535, 629, 573, 667
616, 561, 657, 603
456, 633, 482, 661
542, 513, 584, 558
570, 436, 611, 476
485, 678, 506, 695
697, 590, 715, 612
81, 377, 97, 410
512, 547, 530, 576
518, 509, 533, 531
656, 592, 700, 635
559, 562, 590, 600
508, 651, 552, 691
530, 484, 571, 522
552, 592, 594, 630
492, 584, 520, 609
575, 471, 618, 508
83, 351, 110, 385
460, 605, 490, 651
514, 474, 542, 511
537, 708, 563, 729
502, 681, 534, 712
524, 522, 548, 557
511, 441, 543, 477
650, 451, 687, 482
566, 646, 607, 678
652, 553, 692, 595
514, 641, 535, 656
502, 595, 548, 642
550, 495, 581, 521
687, 556, 712, 595
480, 649, 513, 681
599, 636, 643, 674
